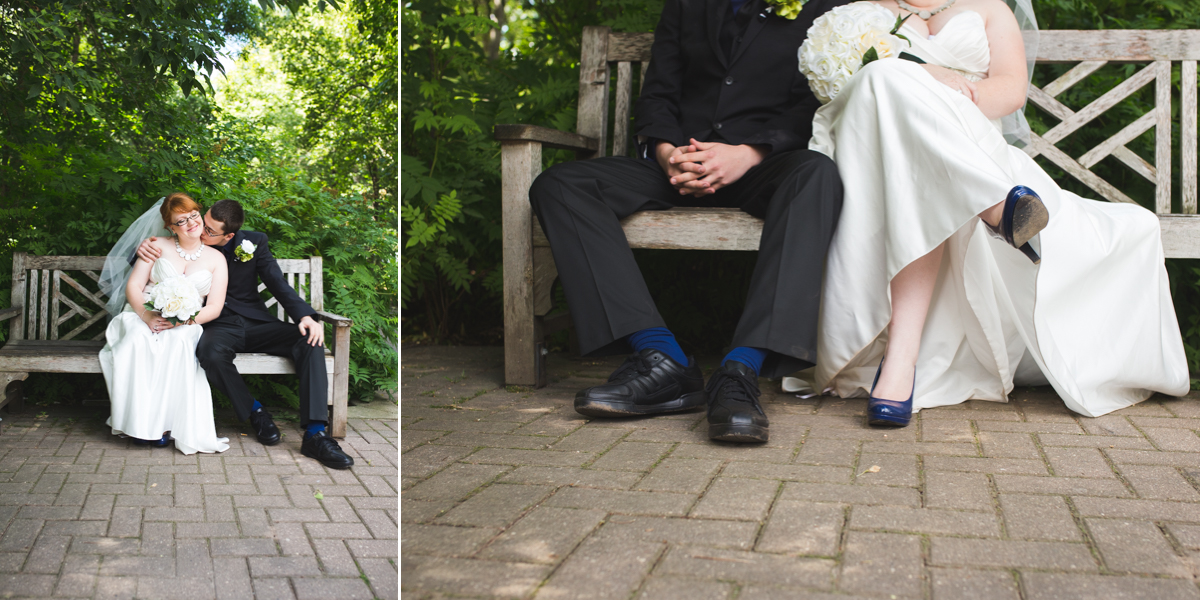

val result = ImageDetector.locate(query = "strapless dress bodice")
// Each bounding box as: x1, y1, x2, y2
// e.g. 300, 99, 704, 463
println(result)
893, 7, 991, 82
148, 258, 213, 296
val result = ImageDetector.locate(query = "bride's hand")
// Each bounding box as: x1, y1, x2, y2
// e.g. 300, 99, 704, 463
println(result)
142, 311, 175, 334
921, 65, 978, 104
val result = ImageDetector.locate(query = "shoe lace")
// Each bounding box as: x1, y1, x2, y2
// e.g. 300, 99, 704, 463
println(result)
608, 353, 656, 382
706, 369, 761, 404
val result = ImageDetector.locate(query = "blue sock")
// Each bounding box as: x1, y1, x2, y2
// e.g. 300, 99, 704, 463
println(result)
251, 400, 263, 412
627, 327, 687, 365
722, 347, 768, 376
305, 422, 326, 439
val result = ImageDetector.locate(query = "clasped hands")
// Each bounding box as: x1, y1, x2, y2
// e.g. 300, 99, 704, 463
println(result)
657, 138, 767, 196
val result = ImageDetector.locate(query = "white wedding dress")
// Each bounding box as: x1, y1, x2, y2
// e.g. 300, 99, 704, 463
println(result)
795, 5, 1190, 417
99, 259, 230, 454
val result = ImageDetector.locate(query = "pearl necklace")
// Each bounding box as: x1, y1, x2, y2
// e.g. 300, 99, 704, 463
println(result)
175, 238, 203, 261
897, 0, 956, 20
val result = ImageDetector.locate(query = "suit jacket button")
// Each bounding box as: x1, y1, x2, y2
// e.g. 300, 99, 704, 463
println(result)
715, 123, 723, 130
724, 76, 734, 85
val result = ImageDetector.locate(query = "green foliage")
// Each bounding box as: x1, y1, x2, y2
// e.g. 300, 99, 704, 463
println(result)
1, 0, 396, 404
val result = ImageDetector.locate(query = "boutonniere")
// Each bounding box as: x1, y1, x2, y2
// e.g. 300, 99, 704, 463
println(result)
763, 0, 805, 20
234, 239, 257, 262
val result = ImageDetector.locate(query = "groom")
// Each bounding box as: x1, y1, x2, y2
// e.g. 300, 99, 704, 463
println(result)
137, 200, 353, 469
529, 0, 848, 443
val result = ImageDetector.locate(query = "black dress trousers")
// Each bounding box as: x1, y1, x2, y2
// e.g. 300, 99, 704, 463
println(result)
528, 149, 843, 378
197, 312, 330, 426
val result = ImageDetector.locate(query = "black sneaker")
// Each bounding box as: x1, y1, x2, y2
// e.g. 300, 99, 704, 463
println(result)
574, 349, 707, 418
249, 408, 281, 446
301, 431, 355, 470
707, 361, 769, 443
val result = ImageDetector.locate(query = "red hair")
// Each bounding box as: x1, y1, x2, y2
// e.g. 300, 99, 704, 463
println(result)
160, 192, 202, 226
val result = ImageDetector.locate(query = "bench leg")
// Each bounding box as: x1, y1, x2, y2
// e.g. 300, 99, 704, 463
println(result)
0, 373, 29, 414
502, 141, 543, 387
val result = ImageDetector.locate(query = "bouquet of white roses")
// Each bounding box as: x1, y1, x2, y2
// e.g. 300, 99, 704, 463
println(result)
798, 2, 913, 103
144, 276, 203, 325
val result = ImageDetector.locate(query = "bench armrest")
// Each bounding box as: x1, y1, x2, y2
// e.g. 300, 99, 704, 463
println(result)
313, 310, 352, 328
495, 124, 599, 153
0, 307, 20, 322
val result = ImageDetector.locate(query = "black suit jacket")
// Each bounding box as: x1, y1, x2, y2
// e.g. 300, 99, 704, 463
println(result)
635, 0, 848, 155
218, 230, 317, 323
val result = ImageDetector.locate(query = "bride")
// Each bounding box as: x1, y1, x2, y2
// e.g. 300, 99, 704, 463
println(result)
98, 193, 230, 453
804, 0, 1190, 425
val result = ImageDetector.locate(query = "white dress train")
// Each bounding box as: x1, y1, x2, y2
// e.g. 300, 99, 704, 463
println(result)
99, 259, 230, 454
792, 5, 1189, 417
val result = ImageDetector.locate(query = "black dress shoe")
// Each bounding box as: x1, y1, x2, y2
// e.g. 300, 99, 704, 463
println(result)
707, 361, 769, 443
574, 349, 707, 418
301, 431, 355, 469
249, 408, 281, 446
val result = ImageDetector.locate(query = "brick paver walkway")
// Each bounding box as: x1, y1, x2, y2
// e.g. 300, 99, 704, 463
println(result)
402, 345, 1200, 599
0, 401, 398, 599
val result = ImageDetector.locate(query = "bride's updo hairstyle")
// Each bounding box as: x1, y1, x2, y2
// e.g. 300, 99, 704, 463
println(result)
160, 192, 202, 228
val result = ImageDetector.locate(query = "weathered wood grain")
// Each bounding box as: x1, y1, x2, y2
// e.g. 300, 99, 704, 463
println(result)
494, 124, 599, 153
1161, 214, 1200, 258
1026, 86, 1074, 123
49, 271, 61, 341
613, 61, 633, 158
1042, 63, 1157, 144
532, 247, 558, 317
1185, 61, 1198, 214
0, 307, 19, 322
310, 256, 324, 311
1030, 135, 1138, 204
1077, 111, 1155, 168
1041, 60, 1107, 98
607, 32, 653, 62
578, 26, 611, 158
330, 325, 350, 438
1110, 146, 1157, 182
39, 270, 49, 341
1155, 60, 1172, 214
501, 141, 543, 385
10, 253, 26, 341
24, 256, 106, 270
1037, 30, 1200, 62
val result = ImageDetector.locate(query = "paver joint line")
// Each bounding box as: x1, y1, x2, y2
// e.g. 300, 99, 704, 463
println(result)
401, 346, 1200, 600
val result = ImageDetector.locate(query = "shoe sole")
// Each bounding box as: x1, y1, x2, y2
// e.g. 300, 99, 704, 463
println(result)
709, 423, 769, 443
1010, 193, 1049, 248
867, 415, 910, 428
575, 391, 707, 418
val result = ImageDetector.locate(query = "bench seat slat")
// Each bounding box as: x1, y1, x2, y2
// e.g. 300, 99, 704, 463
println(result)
531, 207, 1200, 258
0, 340, 334, 375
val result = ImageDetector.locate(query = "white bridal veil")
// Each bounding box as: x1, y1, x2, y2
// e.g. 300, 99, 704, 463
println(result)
99, 198, 170, 316
1004, 0, 1039, 147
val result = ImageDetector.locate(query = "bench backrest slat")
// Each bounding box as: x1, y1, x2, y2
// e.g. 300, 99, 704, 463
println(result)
580, 26, 1200, 218
7, 253, 326, 342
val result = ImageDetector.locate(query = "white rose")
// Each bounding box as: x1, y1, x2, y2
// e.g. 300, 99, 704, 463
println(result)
240, 240, 255, 254
163, 297, 186, 318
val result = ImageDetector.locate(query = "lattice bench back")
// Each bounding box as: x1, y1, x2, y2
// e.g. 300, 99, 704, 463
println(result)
8, 252, 324, 342
578, 27, 1200, 257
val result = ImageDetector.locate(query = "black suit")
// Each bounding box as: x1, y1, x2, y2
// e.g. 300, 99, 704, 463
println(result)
197, 231, 328, 425
529, 0, 847, 378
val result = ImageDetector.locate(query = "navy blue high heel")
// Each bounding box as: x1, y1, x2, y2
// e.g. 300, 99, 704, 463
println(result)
867, 359, 913, 428
987, 185, 1049, 264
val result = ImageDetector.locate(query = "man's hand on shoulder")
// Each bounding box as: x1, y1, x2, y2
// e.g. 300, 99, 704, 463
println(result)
297, 315, 325, 347
136, 237, 164, 263
672, 139, 768, 195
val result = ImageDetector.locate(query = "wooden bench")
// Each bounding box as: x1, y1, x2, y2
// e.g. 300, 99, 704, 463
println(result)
0, 253, 354, 438
495, 26, 1200, 387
